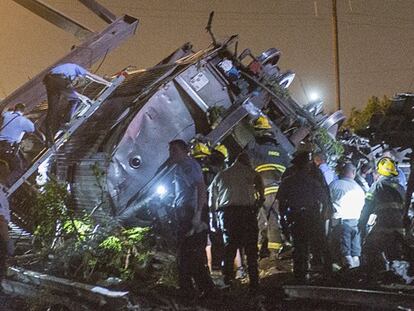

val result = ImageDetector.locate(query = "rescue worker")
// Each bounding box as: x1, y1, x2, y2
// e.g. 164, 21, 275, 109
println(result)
43, 63, 110, 146
0, 185, 10, 286
0, 103, 35, 177
205, 144, 229, 271
329, 163, 365, 268
359, 157, 406, 272
191, 141, 212, 179
209, 152, 265, 289
192, 141, 225, 271
168, 139, 215, 297
277, 152, 331, 282
247, 115, 290, 259
382, 149, 407, 189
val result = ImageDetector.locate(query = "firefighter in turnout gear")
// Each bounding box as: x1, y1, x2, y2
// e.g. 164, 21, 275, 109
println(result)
359, 157, 406, 272
247, 115, 291, 259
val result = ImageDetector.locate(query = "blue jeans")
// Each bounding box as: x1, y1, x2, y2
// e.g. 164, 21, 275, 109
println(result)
333, 219, 361, 257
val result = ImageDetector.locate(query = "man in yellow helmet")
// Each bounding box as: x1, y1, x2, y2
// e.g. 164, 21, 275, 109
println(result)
248, 115, 291, 259
359, 157, 406, 272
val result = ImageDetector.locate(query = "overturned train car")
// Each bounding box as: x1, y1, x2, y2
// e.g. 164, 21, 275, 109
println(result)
15, 40, 345, 229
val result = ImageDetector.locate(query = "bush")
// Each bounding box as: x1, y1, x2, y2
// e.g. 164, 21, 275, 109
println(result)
26, 180, 158, 285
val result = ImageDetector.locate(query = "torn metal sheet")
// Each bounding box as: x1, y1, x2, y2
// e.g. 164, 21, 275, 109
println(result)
109, 80, 196, 217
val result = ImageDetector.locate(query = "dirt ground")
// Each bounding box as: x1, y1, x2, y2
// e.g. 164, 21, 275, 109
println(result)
0, 255, 382, 311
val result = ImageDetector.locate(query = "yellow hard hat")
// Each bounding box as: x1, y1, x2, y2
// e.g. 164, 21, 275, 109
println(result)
254, 115, 272, 130
377, 157, 398, 177
191, 141, 211, 158
214, 143, 229, 159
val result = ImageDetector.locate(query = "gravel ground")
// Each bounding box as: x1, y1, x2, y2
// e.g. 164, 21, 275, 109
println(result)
0, 292, 30, 311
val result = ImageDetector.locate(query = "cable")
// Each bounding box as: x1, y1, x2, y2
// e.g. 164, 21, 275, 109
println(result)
93, 48, 109, 74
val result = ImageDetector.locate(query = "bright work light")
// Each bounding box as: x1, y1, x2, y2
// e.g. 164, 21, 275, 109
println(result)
156, 185, 167, 197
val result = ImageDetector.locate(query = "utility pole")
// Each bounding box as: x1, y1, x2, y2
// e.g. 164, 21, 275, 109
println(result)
332, 0, 341, 110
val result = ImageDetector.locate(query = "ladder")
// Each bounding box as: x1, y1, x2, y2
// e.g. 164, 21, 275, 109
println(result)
6, 74, 126, 197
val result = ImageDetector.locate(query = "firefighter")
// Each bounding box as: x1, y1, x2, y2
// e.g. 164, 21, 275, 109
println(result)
191, 141, 212, 182
206, 144, 229, 271
209, 152, 265, 289
247, 115, 290, 259
359, 157, 406, 272
277, 153, 331, 282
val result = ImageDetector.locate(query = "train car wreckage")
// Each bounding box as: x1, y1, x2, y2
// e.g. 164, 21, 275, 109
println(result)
7, 41, 346, 228
2, 7, 346, 230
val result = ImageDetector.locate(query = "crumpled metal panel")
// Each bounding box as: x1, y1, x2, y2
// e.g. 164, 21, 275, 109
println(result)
54, 64, 187, 218
174, 63, 233, 112
107, 80, 196, 216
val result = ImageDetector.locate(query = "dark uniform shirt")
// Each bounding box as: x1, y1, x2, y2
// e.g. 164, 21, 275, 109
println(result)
277, 167, 330, 224
360, 176, 405, 229
248, 134, 290, 195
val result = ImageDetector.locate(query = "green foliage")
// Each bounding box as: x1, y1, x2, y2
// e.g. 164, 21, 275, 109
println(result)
312, 127, 344, 162
344, 95, 391, 132
29, 180, 76, 249
26, 179, 159, 285
64, 226, 154, 282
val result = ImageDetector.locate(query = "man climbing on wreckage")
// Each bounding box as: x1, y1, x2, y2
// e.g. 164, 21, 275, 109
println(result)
0, 103, 35, 182
43, 63, 110, 146
359, 157, 407, 275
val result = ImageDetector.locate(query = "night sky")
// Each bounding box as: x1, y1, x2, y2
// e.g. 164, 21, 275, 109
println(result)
1, 0, 413, 116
